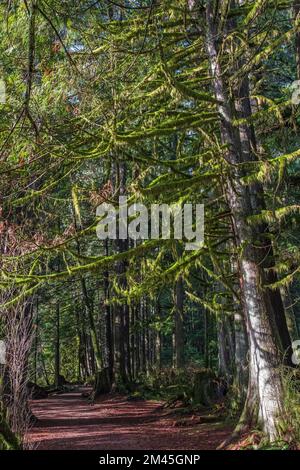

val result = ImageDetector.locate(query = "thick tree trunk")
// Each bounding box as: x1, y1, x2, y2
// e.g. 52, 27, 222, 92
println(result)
235, 66, 293, 365
241, 260, 285, 439
206, 1, 285, 440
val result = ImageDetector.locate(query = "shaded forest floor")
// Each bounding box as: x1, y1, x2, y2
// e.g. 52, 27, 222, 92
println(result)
27, 388, 232, 450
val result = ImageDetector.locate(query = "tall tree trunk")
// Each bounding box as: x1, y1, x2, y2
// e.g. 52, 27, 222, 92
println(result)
235, 58, 293, 365
113, 243, 130, 386
294, 0, 300, 79
54, 301, 60, 388
145, 301, 151, 371
81, 278, 110, 396
204, 309, 210, 369
134, 303, 141, 376
86, 331, 95, 377
103, 239, 113, 383
206, 1, 285, 440
217, 315, 234, 382
173, 276, 185, 369
130, 305, 135, 379
112, 159, 130, 387
40, 349, 50, 386
155, 297, 162, 370
74, 305, 86, 382
141, 296, 147, 373
234, 309, 248, 396
124, 297, 132, 381
33, 298, 39, 384
71, 184, 110, 394
230, 252, 248, 395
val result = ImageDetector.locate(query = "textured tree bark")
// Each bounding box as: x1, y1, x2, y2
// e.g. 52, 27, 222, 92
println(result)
235, 65, 293, 365
215, 281, 235, 382
294, 1, 300, 79
173, 275, 185, 369
234, 309, 248, 395
217, 314, 234, 382
230, 252, 248, 395
227, 0, 293, 364
206, 1, 285, 440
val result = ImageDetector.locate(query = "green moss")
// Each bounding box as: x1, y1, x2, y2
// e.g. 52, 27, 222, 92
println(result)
0, 416, 20, 450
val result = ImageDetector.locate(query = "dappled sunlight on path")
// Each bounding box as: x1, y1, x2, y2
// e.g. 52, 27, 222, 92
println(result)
28, 390, 230, 450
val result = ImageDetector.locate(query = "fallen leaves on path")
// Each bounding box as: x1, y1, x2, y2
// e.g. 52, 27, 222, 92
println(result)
28, 389, 231, 450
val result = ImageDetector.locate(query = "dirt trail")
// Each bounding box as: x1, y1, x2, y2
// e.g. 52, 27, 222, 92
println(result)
28, 389, 230, 450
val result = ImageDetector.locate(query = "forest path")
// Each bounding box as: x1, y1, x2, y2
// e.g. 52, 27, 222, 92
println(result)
28, 389, 230, 450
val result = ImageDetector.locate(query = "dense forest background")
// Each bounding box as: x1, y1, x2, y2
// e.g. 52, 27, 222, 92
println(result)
1, 0, 300, 450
